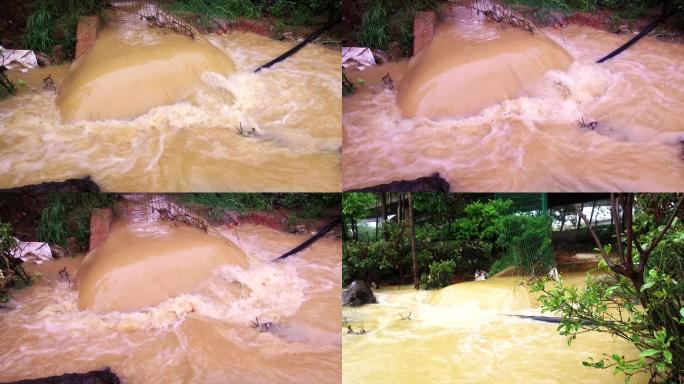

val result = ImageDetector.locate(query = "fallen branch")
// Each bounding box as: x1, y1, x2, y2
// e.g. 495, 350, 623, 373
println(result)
274, 216, 341, 261
254, 17, 341, 73
596, 10, 675, 63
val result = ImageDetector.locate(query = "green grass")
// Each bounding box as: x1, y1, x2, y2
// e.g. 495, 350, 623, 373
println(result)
168, 0, 337, 26
21, 0, 109, 57
505, 0, 678, 18
356, 0, 438, 54
357, 1, 391, 50
36, 193, 114, 248
181, 193, 275, 213
180, 193, 339, 218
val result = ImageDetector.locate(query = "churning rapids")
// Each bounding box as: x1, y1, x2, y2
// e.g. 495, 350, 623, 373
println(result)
343, 9, 684, 191
0, 4, 341, 191
0, 204, 341, 382
343, 275, 644, 384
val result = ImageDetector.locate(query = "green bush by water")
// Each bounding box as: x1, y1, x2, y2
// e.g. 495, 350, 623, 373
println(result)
0, 222, 31, 302
420, 260, 456, 289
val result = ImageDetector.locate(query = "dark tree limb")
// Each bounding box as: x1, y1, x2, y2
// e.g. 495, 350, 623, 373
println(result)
579, 210, 627, 276
254, 17, 341, 73
596, 11, 675, 63
274, 216, 341, 260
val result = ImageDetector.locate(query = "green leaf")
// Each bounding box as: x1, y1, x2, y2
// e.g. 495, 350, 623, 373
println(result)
640, 281, 655, 292
639, 349, 660, 358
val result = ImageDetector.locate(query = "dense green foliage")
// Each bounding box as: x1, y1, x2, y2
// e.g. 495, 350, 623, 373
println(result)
343, 195, 528, 287
342, 192, 376, 240
0, 222, 31, 302
530, 194, 684, 383
181, 193, 339, 218
36, 193, 114, 249
22, 0, 109, 56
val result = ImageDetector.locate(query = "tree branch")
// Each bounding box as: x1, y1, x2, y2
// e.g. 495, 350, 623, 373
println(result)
579, 212, 628, 276
638, 194, 684, 274
612, 194, 626, 266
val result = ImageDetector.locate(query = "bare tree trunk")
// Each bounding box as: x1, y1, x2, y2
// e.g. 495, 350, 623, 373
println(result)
560, 209, 566, 232
381, 192, 388, 241
576, 202, 584, 230
375, 215, 379, 240
408, 192, 418, 290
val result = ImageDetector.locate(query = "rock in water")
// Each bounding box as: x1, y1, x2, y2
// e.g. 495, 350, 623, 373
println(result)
343, 281, 377, 306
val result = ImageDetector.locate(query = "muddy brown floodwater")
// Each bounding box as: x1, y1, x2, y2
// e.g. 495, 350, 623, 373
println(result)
343, 10, 684, 191
343, 276, 646, 384
0, 5, 341, 191
0, 215, 341, 383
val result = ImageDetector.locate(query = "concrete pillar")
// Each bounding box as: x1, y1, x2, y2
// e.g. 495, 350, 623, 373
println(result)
75, 16, 101, 60
89, 208, 112, 251
413, 11, 437, 56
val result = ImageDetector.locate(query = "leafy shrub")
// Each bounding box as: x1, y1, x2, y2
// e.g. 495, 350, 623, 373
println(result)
342, 241, 393, 286
420, 260, 456, 289
0, 222, 30, 302
530, 194, 684, 382
453, 199, 512, 244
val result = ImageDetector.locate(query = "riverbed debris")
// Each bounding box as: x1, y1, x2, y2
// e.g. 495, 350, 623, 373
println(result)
58, 267, 70, 285
251, 317, 274, 333
468, 0, 537, 33
382, 73, 395, 91
398, 312, 413, 320
43, 75, 56, 93
135, 5, 197, 40
236, 123, 257, 137
10, 241, 53, 264
346, 324, 367, 335
578, 118, 598, 130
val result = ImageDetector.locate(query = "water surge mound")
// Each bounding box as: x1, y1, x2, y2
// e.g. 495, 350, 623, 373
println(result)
57, 28, 235, 121
75, 222, 248, 312
396, 25, 573, 118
